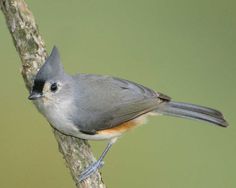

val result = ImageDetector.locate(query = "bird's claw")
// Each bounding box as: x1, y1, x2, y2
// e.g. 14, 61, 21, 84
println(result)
79, 160, 105, 182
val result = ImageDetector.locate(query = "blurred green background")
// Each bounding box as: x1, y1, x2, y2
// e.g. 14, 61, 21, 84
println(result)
0, 0, 235, 187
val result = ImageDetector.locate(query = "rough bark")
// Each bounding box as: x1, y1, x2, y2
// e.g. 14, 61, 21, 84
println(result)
0, 0, 106, 187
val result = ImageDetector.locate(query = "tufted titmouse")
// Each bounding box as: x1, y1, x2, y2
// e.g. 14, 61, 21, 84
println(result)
28, 46, 228, 181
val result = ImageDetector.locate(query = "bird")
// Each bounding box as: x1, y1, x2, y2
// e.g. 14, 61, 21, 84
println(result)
28, 46, 228, 181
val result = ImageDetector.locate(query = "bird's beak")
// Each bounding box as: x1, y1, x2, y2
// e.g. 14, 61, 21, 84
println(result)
28, 92, 43, 100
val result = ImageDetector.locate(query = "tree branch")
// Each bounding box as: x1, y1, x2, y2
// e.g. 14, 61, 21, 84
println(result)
0, 0, 106, 187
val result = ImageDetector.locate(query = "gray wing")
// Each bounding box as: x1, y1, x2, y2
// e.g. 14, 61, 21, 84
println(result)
70, 74, 170, 133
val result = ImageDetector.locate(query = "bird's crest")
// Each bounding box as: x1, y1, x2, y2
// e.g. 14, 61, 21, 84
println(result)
35, 46, 64, 82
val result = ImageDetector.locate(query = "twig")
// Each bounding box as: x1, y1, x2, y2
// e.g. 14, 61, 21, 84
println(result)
0, 0, 106, 187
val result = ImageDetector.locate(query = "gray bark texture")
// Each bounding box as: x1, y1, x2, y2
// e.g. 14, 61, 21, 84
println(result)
0, 0, 106, 187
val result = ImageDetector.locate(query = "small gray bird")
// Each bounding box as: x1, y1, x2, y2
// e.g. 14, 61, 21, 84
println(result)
28, 46, 228, 181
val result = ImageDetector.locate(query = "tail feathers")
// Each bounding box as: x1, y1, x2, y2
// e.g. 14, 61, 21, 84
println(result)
156, 101, 228, 127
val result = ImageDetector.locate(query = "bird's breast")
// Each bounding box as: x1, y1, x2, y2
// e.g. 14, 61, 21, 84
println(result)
35, 98, 79, 136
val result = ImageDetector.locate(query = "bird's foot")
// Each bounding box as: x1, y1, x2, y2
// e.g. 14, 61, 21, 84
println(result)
79, 160, 105, 182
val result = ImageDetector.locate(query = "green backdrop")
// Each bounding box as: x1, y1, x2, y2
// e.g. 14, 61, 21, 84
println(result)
0, 0, 235, 187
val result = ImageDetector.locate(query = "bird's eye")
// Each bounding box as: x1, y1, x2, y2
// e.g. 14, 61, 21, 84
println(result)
50, 83, 58, 92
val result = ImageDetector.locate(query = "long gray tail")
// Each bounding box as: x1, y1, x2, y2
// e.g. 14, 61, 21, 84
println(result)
156, 101, 228, 127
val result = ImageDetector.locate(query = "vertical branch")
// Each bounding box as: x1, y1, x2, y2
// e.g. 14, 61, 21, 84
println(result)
0, 0, 106, 187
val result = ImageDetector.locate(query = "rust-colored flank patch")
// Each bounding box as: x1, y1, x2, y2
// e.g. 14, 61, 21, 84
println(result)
97, 120, 138, 134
